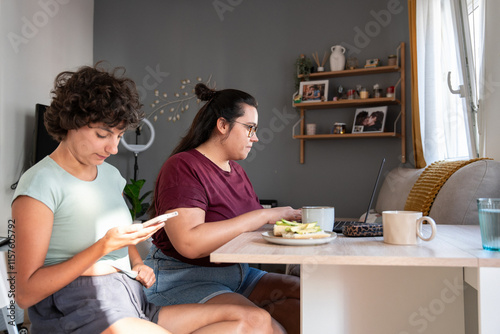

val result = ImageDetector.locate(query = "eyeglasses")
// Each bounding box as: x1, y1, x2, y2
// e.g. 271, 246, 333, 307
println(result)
233, 120, 258, 138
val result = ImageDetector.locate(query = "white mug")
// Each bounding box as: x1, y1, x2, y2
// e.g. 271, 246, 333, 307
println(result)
382, 211, 437, 245
302, 206, 335, 232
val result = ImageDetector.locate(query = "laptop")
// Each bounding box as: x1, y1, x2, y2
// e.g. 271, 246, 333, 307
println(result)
332, 158, 385, 234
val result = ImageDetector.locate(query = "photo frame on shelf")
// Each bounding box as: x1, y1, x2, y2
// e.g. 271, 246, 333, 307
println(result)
352, 125, 364, 133
352, 106, 387, 133
299, 80, 328, 102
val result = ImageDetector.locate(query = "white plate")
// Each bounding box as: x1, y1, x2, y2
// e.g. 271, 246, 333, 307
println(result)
261, 231, 337, 246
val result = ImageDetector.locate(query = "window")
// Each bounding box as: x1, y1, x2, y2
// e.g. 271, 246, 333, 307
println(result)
416, 0, 483, 164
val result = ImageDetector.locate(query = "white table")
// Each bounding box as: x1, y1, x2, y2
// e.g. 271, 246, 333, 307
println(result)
211, 225, 500, 334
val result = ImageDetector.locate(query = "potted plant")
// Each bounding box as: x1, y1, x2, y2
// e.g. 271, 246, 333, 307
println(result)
295, 54, 313, 90
124, 179, 153, 221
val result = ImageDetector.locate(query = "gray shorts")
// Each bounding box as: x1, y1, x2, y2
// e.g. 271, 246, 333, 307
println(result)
28, 273, 162, 334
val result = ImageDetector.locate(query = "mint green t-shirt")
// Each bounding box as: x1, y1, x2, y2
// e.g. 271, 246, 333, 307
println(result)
12, 157, 133, 274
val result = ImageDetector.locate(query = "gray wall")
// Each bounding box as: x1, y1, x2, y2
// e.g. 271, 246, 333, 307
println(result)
94, 0, 412, 218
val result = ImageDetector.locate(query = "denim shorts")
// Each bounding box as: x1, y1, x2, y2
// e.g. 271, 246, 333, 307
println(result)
143, 245, 267, 306
28, 273, 162, 334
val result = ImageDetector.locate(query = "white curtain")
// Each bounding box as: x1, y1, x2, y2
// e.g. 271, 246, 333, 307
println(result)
416, 0, 478, 164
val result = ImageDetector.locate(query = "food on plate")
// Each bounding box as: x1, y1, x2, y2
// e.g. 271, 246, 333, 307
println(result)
273, 219, 330, 239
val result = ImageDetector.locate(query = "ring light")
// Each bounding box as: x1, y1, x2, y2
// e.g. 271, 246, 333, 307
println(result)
120, 118, 155, 154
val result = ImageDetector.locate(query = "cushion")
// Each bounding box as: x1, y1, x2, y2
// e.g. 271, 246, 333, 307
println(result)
429, 159, 500, 225
404, 158, 490, 216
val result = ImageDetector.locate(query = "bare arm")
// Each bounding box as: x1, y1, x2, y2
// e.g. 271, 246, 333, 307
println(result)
12, 196, 163, 309
164, 206, 301, 259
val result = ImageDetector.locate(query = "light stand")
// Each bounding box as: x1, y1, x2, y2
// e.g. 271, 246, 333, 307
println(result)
120, 118, 155, 180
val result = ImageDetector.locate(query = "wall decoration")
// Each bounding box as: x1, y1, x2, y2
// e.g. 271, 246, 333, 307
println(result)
352, 106, 387, 133
299, 80, 329, 102
147, 75, 213, 123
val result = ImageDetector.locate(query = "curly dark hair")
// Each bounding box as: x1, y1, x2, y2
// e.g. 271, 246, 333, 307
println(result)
170, 83, 257, 156
44, 62, 144, 142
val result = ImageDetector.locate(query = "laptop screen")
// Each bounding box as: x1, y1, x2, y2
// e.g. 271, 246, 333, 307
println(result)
361, 158, 386, 223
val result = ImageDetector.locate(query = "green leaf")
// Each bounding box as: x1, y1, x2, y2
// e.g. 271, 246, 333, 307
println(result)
123, 179, 152, 221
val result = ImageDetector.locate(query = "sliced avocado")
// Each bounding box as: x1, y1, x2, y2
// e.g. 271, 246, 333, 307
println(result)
276, 219, 301, 226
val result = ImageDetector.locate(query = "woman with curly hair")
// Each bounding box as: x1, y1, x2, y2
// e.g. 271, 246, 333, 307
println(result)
11, 63, 273, 334
144, 83, 302, 334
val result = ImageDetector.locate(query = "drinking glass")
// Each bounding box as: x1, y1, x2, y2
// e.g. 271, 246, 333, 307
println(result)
477, 198, 500, 251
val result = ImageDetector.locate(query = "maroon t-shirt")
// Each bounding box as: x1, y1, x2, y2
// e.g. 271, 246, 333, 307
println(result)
152, 149, 262, 266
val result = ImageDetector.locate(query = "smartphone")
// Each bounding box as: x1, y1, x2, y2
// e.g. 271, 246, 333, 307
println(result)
142, 212, 179, 227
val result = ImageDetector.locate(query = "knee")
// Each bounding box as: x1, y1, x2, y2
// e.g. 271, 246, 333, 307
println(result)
239, 307, 274, 334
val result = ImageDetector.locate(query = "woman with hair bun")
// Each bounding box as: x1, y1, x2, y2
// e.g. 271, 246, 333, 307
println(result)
145, 83, 301, 334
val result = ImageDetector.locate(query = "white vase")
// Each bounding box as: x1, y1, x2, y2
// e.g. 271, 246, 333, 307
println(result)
330, 45, 346, 71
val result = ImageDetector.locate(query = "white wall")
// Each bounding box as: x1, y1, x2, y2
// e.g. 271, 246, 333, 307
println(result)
0, 0, 94, 235
482, 0, 500, 160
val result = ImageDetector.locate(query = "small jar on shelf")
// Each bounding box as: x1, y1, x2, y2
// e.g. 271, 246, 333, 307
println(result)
386, 86, 395, 98
373, 84, 383, 98
388, 55, 397, 66
359, 88, 369, 99
332, 123, 346, 134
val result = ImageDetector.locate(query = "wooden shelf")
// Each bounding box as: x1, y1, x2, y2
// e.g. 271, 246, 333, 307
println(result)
295, 42, 406, 164
298, 65, 400, 80
293, 132, 401, 140
293, 97, 400, 109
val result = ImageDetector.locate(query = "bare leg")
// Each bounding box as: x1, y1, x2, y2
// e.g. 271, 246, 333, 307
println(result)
157, 302, 274, 334
206, 292, 284, 333
248, 273, 300, 334
102, 317, 172, 334
191, 321, 252, 334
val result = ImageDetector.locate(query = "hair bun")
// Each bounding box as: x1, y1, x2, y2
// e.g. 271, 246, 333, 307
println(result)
195, 83, 217, 101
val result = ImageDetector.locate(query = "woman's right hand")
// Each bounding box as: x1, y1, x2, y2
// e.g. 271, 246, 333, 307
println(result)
100, 222, 165, 254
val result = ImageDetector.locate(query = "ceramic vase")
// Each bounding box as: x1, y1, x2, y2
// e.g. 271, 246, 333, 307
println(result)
330, 45, 346, 71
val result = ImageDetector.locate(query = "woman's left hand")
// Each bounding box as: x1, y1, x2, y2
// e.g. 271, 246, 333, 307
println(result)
266, 206, 302, 224
132, 263, 156, 288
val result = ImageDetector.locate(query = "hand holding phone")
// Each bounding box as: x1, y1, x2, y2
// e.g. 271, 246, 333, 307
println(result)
142, 212, 179, 227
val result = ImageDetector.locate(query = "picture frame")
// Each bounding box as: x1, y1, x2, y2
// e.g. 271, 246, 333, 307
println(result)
299, 80, 329, 102
352, 125, 364, 133
352, 106, 387, 133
